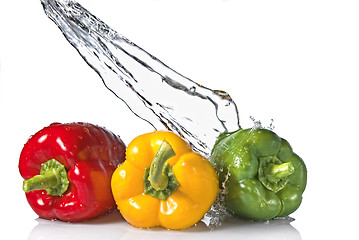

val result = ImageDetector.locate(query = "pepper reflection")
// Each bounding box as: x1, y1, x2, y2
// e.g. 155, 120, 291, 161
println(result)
28, 211, 301, 240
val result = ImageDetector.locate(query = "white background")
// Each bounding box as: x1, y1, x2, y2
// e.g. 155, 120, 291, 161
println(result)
1, 0, 358, 239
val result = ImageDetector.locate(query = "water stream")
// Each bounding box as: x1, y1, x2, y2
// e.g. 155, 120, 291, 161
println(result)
40, 0, 240, 156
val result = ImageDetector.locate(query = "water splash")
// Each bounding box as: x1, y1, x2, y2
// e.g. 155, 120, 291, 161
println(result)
40, 0, 240, 156
203, 191, 231, 230
250, 116, 275, 130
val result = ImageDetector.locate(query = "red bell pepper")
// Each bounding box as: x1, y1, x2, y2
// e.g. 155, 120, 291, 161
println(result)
19, 122, 126, 222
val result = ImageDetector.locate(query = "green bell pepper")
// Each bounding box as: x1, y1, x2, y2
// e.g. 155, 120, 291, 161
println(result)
210, 128, 307, 221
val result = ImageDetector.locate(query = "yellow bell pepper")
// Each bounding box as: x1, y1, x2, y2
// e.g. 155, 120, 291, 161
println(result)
111, 131, 219, 229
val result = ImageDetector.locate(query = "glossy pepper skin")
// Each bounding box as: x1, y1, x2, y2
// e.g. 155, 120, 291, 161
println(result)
111, 131, 219, 229
210, 128, 307, 221
19, 122, 126, 222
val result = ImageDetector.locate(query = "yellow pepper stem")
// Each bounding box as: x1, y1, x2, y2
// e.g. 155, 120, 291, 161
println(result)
148, 140, 176, 191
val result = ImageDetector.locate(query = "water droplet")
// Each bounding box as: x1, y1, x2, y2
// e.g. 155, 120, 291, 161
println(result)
260, 201, 268, 208
250, 116, 275, 130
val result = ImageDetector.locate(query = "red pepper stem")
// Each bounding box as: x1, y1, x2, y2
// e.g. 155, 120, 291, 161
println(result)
23, 172, 59, 192
148, 140, 176, 191
22, 159, 69, 196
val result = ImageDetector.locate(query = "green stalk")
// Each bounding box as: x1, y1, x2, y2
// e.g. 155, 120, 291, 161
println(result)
22, 159, 69, 196
148, 140, 176, 191
259, 156, 295, 193
144, 140, 180, 200
264, 162, 294, 183
23, 172, 59, 192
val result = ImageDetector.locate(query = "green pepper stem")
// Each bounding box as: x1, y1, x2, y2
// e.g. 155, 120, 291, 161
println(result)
264, 162, 295, 183
22, 159, 69, 196
148, 140, 176, 191
23, 172, 59, 192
